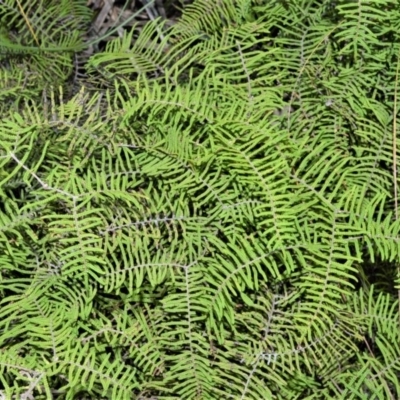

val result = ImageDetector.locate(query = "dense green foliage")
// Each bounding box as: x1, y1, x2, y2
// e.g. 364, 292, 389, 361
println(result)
1, 0, 400, 398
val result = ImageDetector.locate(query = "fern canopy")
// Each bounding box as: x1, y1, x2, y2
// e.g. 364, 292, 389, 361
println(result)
0, 0, 400, 398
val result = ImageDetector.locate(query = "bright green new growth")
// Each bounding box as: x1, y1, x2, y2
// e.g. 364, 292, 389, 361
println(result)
0, 0, 400, 398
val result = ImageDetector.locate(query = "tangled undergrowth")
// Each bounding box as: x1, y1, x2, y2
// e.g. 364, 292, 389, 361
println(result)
0, 0, 400, 399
